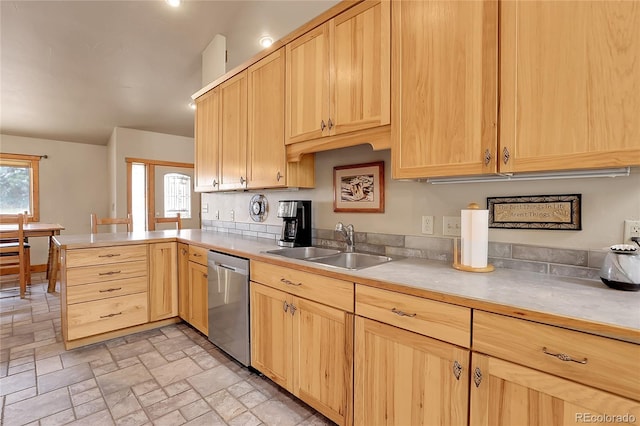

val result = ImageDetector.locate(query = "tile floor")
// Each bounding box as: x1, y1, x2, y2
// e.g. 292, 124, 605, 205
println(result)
0, 274, 333, 426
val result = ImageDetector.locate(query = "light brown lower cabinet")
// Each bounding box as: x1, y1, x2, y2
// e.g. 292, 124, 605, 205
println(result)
149, 242, 178, 321
250, 281, 353, 426
354, 316, 470, 426
177, 243, 208, 335
470, 353, 640, 426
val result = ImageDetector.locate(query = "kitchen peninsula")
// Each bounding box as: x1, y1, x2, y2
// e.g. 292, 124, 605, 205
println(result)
54, 229, 640, 426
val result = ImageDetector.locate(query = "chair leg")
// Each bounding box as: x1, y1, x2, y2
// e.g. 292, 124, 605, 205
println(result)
19, 258, 26, 299
25, 247, 31, 285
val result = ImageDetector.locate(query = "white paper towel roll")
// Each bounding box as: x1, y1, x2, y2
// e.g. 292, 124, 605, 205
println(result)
461, 203, 488, 268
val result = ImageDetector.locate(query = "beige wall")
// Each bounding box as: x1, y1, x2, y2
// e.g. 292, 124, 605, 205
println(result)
107, 127, 195, 220
201, 145, 640, 250
0, 134, 109, 264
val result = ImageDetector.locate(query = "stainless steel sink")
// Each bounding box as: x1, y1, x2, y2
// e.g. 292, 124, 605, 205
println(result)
264, 247, 342, 259
307, 252, 394, 270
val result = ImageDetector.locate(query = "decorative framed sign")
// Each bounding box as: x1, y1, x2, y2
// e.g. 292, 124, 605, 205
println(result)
333, 161, 385, 213
487, 194, 582, 230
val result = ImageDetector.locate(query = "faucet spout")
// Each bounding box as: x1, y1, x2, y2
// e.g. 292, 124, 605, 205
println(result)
335, 222, 355, 252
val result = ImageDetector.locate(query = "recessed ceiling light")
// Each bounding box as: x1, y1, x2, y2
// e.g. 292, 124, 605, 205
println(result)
166, 0, 181, 8
259, 36, 273, 48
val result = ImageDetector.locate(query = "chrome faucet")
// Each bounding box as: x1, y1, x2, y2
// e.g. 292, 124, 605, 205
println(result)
335, 222, 355, 252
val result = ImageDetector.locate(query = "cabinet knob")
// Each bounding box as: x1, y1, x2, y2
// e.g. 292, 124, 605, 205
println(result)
240, 176, 246, 185
502, 147, 510, 165
283, 301, 289, 312
484, 149, 492, 166
320, 120, 326, 131
473, 367, 482, 387
328, 118, 333, 130
276, 171, 283, 182
453, 360, 462, 380
212, 179, 218, 187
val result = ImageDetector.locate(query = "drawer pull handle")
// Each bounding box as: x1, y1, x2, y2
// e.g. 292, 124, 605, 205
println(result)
98, 253, 120, 258
280, 278, 302, 286
283, 301, 289, 312
99, 287, 122, 293
542, 347, 588, 364
99, 270, 121, 276
100, 312, 122, 319
391, 307, 416, 318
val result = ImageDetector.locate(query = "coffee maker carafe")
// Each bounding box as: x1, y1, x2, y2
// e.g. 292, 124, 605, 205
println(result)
277, 200, 311, 247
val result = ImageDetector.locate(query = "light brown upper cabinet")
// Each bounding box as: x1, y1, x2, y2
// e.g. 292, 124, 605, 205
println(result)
194, 88, 220, 192
286, 0, 390, 145
392, 0, 640, 180
499, 1, 640, 173
391, 0, 498, 179
247, 48, 315, 189
218, 71, 248, 191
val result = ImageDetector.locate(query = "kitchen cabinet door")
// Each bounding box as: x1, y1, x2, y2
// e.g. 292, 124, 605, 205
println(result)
499, 1, 640, 173
188, 260, 208, 335
149, 242, 178, 321
469, 353, 640, 426
177, 243, 189, 321
391, 0, 498, 179
354, 316, 470, 426
250, 282, 292, 390
218, 71, 248, 191
332, 0, 390, 136
194, 88, 220, 192
286, 24, 330, 144
286, 0, 390, 146
293, 297, 353, 426
247, 48, 288, 188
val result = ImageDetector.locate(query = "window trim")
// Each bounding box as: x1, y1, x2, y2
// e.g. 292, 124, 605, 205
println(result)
0, 153, 41, 222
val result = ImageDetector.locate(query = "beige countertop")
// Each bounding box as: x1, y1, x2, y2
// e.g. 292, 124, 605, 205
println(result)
54, 229, 640, 343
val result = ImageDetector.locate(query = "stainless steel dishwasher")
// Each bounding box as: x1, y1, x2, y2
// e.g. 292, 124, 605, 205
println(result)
207, 250, 250, 367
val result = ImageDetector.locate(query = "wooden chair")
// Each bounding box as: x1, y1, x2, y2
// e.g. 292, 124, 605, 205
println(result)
0, 213, 31, 298
90, 213, 133, 233
154, 213, 182, 230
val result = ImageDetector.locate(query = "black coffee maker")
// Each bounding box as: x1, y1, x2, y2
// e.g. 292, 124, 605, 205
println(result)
277, 200, 312, 247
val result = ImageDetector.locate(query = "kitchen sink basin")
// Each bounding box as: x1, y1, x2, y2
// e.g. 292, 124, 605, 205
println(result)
264, 247, 342, 259
307, 252, 394, 270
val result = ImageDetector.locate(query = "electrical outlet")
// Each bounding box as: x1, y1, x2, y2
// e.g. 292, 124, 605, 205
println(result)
230, 210, 235, 222
421, 216, 434, 234
214, 210, 220, 220
623, 220, 640, 243
443, 216, 461, 236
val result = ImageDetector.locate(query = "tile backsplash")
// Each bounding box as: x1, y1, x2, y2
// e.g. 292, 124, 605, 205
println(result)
202, 219, 605, 281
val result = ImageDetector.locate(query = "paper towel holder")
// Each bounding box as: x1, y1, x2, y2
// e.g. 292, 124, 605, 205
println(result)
452, 203, 495, 273
453, 239, 494, 272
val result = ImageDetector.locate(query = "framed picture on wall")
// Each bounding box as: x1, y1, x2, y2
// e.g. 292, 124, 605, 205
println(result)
333, 161, 385, 213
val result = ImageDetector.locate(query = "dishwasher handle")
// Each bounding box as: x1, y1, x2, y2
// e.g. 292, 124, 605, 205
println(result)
211, 261, 248, 276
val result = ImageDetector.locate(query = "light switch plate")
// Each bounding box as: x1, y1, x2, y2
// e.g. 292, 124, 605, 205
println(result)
443, 216, 461, 236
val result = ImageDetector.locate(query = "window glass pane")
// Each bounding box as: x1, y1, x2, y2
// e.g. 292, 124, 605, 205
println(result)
164, 173, 191, 219
0, 165, 31, 215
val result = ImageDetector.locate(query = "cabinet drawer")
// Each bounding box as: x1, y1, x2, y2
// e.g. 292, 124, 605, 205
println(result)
473, 310, 640, 401
66, 260, 148, 286
356, 285, 471, 348
66, 276, 148, 305
67, 292, 148, 340
66, 244, 148, 268
251, 261, 354, 312
189, 245, 208, 266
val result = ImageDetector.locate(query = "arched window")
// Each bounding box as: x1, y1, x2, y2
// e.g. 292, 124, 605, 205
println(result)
164, 173, 191, 219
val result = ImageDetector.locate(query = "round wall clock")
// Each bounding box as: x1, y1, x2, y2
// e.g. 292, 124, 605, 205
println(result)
249, 194, 268, 222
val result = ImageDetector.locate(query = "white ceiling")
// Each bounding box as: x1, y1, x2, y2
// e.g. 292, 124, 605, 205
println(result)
0, 0, 338, 146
